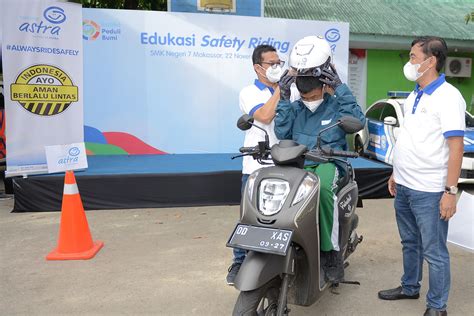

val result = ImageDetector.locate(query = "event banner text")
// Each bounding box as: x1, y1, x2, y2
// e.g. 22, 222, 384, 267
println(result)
141, 32, 290, 59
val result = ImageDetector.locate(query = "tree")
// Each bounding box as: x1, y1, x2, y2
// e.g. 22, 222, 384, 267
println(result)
124, 0, 139, 9
80, 0, 167, 10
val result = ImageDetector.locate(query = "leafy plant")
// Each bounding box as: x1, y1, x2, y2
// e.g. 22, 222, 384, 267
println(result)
465, 11, 474, 24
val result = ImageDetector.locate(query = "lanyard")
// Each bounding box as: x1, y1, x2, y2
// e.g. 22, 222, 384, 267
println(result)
411, 90, 424, 114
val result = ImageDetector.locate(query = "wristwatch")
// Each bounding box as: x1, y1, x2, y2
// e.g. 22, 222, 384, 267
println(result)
444, 186, 458, 195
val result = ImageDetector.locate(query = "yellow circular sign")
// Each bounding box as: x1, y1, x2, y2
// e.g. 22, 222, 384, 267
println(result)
10, 64, 78, 116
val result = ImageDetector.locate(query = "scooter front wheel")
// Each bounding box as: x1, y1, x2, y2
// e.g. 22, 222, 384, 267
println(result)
232, 277, 282, 316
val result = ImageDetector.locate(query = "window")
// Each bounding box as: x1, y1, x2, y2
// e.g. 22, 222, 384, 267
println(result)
381, 104, 398, 122
466, 112, 474, 128
366, 103, 385, 121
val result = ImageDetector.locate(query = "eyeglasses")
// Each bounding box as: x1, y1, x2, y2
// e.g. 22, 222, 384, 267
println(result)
260, 61, 285, 68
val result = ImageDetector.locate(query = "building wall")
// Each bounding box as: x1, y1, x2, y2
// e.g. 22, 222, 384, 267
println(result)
367, 50, 474, 113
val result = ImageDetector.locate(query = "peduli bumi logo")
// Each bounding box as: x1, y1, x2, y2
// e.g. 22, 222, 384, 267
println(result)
83, 20, 101, 40
10, 65, 78, 116
83, 19, 120, 41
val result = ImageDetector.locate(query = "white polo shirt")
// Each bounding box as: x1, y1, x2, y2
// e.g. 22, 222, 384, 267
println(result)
393, 74, 466, 192
239, 79, 279, 175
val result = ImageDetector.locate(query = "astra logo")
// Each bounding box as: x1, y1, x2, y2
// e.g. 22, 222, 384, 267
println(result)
69, 147, 80, 156
58, 147, 80, 164
325, 28, 340, 43
19, 6, 66, 36
325, 28, 340, 53
58, 156, 79, 164
44, 7, 67, 24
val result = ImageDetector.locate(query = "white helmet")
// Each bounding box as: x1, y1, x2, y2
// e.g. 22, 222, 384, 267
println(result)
289, 36, 332, 74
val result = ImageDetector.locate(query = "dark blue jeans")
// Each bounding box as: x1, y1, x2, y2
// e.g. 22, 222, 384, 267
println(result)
233, 174, 249, 264
394, 184, 450, 311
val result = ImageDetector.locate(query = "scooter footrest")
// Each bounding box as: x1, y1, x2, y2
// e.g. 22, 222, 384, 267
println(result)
340, 280, 361, 286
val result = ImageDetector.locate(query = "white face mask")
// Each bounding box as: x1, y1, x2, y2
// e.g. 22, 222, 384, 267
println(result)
265, 65, 283, 83
403, 58, 431, 81
302, 99, 324, 112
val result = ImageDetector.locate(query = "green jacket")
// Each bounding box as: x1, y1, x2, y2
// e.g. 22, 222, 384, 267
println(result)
274, 84, 365, 151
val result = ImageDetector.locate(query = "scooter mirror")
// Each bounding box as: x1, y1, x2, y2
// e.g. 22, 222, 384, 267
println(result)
338, 116, 364, 134
237, 114, 255, 131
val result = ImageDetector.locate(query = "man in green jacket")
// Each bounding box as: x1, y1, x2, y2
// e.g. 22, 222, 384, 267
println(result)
274, 36, 365, 283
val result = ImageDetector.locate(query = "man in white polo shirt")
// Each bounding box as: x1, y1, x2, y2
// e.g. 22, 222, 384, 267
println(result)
226, 44, 297, 285
378, 37, 465, 316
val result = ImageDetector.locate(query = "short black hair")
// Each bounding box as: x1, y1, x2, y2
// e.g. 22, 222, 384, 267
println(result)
252, 45, 277, 65
411, 36, 448, 72
295, 76, 323, 94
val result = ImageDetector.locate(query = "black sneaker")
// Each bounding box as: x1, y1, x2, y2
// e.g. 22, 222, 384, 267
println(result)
226, 263, 241, 286
324, 250, 344, 284
378, 286, 420, 300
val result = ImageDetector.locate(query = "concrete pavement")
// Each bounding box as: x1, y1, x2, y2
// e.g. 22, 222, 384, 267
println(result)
0, 195, 473, 315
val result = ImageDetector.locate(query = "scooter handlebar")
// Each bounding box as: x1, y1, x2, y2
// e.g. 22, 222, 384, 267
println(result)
324, 148, 359, 158
239, 146, 258, 153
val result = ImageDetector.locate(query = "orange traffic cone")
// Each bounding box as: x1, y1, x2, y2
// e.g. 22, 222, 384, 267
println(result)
46, 170, 104, 260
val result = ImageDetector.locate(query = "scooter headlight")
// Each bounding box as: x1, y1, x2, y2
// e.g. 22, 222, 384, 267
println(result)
292, 175, 317, 206
258, 179, 290, 216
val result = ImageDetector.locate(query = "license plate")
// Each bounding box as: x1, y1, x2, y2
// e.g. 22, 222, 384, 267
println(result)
227, 224, 293, 256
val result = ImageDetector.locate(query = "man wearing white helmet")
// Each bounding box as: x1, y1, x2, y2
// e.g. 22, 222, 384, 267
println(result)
275, 36, 365, 283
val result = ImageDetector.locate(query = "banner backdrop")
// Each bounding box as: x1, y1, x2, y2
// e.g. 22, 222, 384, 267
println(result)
83, 9, 348, 155
1, 0, 83, 176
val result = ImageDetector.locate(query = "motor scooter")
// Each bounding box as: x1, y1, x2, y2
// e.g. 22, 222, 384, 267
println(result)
227, 114, 364, 316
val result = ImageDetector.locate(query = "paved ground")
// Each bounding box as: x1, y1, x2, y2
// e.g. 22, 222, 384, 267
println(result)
0, 190, 473, 315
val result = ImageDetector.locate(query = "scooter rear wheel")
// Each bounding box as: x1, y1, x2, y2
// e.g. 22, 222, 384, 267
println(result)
232, 277, 282, 316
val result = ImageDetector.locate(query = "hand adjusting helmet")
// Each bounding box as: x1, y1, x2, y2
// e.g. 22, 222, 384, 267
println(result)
289, 36, 332, 77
